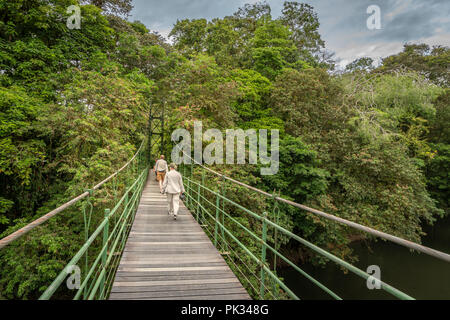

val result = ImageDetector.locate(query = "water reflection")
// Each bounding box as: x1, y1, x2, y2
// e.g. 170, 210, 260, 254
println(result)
279, 215, 450, 300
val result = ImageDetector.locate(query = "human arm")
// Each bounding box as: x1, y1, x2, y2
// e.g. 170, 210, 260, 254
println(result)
179, 173, 185, 194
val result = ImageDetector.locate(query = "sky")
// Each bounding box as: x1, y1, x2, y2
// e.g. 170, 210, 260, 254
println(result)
129, 0, 450, 69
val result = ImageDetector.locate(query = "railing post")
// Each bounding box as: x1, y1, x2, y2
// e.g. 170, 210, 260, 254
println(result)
82, 189, 93, 299
214, 194, 220, 247
197, 183, 201, 222
100, 208, 110, 299
272, 192, 280, 299
260, 211, 268, 299
122, 193, 129, 248
201, 171, 205, 222
186, 179, 191, 209
220, 176, 226, 249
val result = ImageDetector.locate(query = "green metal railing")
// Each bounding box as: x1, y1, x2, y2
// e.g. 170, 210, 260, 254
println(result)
2, 136, 449, 300
179, 162, 449, 300
0, 139, 150, 300
39, 167, 148, 299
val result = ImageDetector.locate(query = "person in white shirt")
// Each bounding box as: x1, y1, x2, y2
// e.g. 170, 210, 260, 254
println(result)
154, 155, 168, 193
162, 163, 185, 220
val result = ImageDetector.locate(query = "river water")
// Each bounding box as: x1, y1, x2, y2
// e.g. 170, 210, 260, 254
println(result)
279, 215, 450, 299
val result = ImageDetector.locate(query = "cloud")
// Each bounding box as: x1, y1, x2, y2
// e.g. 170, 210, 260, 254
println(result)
128, 0, 450, 67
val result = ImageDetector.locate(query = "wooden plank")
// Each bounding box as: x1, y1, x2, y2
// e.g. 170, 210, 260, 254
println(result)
119, 259, 225, 265
108, 171, 251, 300
118, 266, 230, 273
114, 270, 237, 277
120, 294, 252, 300
125, 241, 211, 245
129, 232, 204, 235
110, 282, 243, 294
113, 278, 240, 288
109, 288, 248, 299
113, 273, 236, 282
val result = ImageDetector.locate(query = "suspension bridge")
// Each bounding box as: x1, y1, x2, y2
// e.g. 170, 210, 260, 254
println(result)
0, 136, 449, 300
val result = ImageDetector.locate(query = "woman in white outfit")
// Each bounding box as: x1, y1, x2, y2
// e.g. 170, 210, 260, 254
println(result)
162, 163, 185, 220
154, 155, 169, 193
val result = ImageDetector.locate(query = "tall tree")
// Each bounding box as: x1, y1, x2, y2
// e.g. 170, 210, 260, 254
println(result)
280, 2, 325, 54
381, 44, 450, 87
345, 57, 375, 72
169, 19, 208, 55
82, 0, 133, 16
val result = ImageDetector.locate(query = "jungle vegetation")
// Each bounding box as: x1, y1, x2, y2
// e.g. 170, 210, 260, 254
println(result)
0, 0, 448, 298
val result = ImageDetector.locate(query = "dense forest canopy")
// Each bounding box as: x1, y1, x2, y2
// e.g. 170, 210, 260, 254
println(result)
0, 0, 448, 298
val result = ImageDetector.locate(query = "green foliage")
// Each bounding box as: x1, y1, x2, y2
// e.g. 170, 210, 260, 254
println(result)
0, 86, 45, 184
0, 0, 448, 300
345, 57, 375, 72
425, 144, 450, 211
380, 43, 450, 87
259, 135, 329, 203
229, 69, 272, 124
166, 54, 240, 129
271, 67, 344, 137
280, 1, 324, 54
271, 66, 444, 260
169, 19, 208, 54
429, 89, 450, 144
345, 72, 443, 161
82, 0, 133, 16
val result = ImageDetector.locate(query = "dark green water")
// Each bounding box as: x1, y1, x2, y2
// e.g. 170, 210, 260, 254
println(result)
279, 215, 450, 300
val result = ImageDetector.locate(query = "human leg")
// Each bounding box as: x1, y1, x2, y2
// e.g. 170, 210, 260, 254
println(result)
173, 194, 180, 217
167, 193, 173, 215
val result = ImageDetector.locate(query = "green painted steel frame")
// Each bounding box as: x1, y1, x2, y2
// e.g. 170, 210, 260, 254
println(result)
38, 155, 149, 300
181, 169, 415, 300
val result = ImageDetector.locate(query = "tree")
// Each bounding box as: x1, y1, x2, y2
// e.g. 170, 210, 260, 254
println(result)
205, 18, 241, 67
380, 43, 450, 87
429, 89, 450, 144
227, 1, 272, 54
229, 68, 284, 130
250, 20, 299, 79
345, 57, 375, 72
169, 19, 208, 55
164, 54, 240, 129
0, 86, 46, 223
271, 68, 443, 258
233, 1, 272, 21
260, 135, 329, 204
82, 0, 133, 16
280, 2, 325, 54
425, 143, 450, 211
271, 68, 344, 137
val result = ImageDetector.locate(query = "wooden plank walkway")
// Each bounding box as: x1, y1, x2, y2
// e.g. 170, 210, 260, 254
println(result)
109, 171, 251, 300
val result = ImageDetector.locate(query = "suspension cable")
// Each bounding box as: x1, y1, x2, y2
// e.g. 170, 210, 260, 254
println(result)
0, 140, 146, 250
180, 150, 450, 263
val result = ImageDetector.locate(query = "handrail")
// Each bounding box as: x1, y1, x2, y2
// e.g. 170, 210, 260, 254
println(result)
39, 167, 148, 300
183, 174, 414, 300
0, 140, 146, 250
180, 150, 450, 263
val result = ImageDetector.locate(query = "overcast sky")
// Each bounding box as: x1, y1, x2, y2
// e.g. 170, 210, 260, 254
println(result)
129, 0, 450, 68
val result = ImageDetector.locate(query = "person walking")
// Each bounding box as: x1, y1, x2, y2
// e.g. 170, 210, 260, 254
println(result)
154, 155, 168, 193
162, 163, 185, 220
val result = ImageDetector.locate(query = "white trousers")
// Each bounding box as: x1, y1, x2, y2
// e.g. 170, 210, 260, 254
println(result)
167, 193, 180, 216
